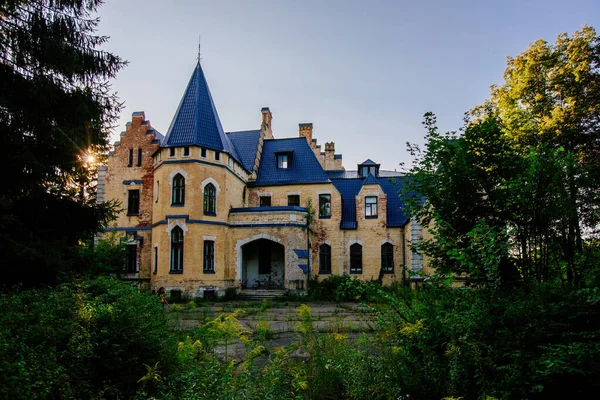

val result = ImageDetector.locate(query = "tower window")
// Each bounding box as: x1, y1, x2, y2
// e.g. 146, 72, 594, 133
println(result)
204, 183, 216, 215
169, 148, 176, 157
170, 227, 184, 273
137, 148, 142, 166
203, 241, 215, 273
172, 173, 185, 205
183, 146, 190, 157
215, 151, 220, 161
201, 148, 207, 158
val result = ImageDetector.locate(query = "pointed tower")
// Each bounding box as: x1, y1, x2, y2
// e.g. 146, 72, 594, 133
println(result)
163, 62, 240, 161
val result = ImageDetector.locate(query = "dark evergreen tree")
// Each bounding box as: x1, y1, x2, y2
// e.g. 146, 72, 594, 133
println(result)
0, 0, 124, 286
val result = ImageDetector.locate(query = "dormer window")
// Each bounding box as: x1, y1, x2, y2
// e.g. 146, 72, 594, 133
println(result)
276, 150, 293, 169
358, 159, 380, 178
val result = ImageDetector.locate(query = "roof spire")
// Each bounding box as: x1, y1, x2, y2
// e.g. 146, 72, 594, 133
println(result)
197, 34, 202, 63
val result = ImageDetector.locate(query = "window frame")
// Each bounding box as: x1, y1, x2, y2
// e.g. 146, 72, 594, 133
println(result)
201, 148, 207, 158
172, 173, 185, 206
203, 183, 217, 215
169, 147, 176, 158
277, 154, 289, 169
214, 151, 220, 161
381, 242, 394, 274
183, 146, 190, 157
128, 149, 133, 167
203, 240, 215, 273
170, 227, 184, 273
127, 189, 140, 216
350, 243, 362, 274
319, 244, 332, 274
288, 194, 300, 207
365, 196, 378, 218
319, 194, 331, 219
137, 148, 142, 166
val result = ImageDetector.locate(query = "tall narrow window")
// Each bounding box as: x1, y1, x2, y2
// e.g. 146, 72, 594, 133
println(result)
137, 148, 142, 166
203, 241, 215, 273
201, 148, 207, 158
153, 246, 158, 274
215, 151, 220, 161
381, 243, 394, 273
127, 190, 140, 215
204, 183, 216, 215
183, 146, 190, 157
169, 147, 175, 157
259, 196, 271, 207
125, 244, 137, 273
350, 243, 362, 274
155, 181, 159, 203
170, 227, 184, 272
288, 194, 300, 207
172, 174, 185, 205
128, 149, 133, 167
319, 244, 331, 274
319, 194, 331, 218
365, 196, 378, 218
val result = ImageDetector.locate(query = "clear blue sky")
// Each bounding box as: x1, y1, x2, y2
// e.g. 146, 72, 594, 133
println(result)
97, 0, 600, 170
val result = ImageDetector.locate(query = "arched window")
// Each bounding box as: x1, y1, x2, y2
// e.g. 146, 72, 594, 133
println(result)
319, 244, 331, 274
203, 183, 216, 215
170, 227, 184, 272
381, 243, 394, 273
172, 173, 185, 205
350, 243, 362, 274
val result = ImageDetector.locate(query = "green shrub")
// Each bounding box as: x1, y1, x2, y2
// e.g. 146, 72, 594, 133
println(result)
0, 277, 177, 399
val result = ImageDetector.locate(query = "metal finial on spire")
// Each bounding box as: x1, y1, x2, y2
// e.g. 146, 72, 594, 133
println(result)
197, 34, 202, 63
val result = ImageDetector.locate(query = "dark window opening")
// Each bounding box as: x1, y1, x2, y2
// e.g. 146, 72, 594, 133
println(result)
203, 241, 215, 273
381, 243, 394, 273
127, 190, 140, 215
170, 289, 182, 301
350, 243, 362, 274
172, 174, 185, 205
259, 196, 271, 207
319, 244, 331, 274
153, 246, 158, 274
169, 147, 175, 157
215, 151, 220, 161
128, 149, 133, 167
201, 148, 207, 158
137, 148, 142, 166
258, 242, 271, 274
183, 146, 190, 156
365, 196, 378, 218
170, 227, 184, 272
125, 244, 137, 273
319, 194, 331, 218
204, 183, 216, 214
288, 194, 300, 207
359, 166, 378, 177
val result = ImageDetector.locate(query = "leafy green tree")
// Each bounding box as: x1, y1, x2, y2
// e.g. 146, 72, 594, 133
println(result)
0, 0, 124, 286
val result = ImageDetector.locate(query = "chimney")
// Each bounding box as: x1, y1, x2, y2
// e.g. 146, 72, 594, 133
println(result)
261, 107, 272, 129
131, 111, 145, 128
299, 123, 313, 146
325, 142, 335, 153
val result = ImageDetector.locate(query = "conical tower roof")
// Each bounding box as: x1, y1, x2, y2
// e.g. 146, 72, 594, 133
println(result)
163, 62, 240, 161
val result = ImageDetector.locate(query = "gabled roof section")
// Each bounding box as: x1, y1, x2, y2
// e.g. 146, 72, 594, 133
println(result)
163, 62, 240, 160
254, 138, 330, 186
227, 130, 260, 172
329, 172, 409, 229
360, 159, 378, 165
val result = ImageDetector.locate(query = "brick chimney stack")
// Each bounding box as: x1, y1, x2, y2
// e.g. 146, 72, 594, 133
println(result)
299, 123, 313, 146
261, 107, 272, 130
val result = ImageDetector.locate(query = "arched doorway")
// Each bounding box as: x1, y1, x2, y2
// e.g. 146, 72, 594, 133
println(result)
241, 239, 285, 289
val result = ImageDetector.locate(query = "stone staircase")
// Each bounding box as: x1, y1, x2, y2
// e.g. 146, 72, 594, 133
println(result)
238, 289, 286, 300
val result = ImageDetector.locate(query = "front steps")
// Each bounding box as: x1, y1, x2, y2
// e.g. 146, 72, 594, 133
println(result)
238, 289, 286, 300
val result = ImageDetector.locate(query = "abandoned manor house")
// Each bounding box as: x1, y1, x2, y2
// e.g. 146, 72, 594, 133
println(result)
98, 61, 430, 297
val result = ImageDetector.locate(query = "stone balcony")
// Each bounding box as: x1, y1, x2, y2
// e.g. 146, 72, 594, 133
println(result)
228, 206, 308, 227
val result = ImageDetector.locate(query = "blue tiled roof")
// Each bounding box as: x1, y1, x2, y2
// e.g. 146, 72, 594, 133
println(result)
254, 138, 330, 186
227, 130, 260, 172
294, 249, 309, 259
163, 62, 241, 163
326, 170, 401, 179
329, 173, 409, 229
